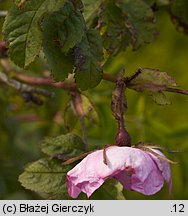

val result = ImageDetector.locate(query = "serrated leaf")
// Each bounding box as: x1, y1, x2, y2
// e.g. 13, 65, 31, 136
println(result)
99, 0, 131, 54
41, 133, 85, 158
19, 158, 71, 195
170, 0, 188, 34
46, 2, 85, 53
116, 0, 157, 50
128, 68, 176, 93
3, 0, 66, 68
74, 29, 103, 90
42, 19, 73, 81
42, 1, 86, 80
150, 92, 171, 105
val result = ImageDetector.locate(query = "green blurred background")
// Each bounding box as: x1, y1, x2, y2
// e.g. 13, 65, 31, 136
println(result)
0, 1, 188, 199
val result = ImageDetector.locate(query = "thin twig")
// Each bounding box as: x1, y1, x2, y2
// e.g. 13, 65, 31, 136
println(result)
12, 72, 188, 96
71, 91, 88, 150
137, 146, 178, 164
14, 71, 116, 90
0, 59, 77, 90
0, 70, 53, 97
80, 116, 87, 147
61, 151, 93, 166
133, 142, 188, 153
1, 58, 188, 96
166, 87, 188, 95
103, 73, 117, 83
14, 73, 77, 90
8, 72, 188, 97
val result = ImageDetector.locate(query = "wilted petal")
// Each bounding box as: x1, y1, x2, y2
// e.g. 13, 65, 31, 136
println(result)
67, 146, 171, 198
148, 149, 172, 193
66, 177, 81, 198
113, 149, 164, 195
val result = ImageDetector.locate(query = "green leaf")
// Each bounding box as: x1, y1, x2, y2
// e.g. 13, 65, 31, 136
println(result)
42, 27, 73, 81
82, 0, 102, 27
3, 0, 66, 68
81, 95, 100, 124
64, 101, 78, 132
90, 179, 125, 200
19, 158, 71, 195
156, 0, 170, 6
150, 92, 171, 105
143, 0, 169, 6
74, 29, 103, 90
170, 0, 188, 34
142, 0, 155, 5
42, 1, 86, 80
116, 0, 157, 49
99, 0, 131, 54
72, 0, 84, 13
41, 133, 85, 158
143, 0, 171, 6
128, 68, 176, 93
45, 2, 85, 54
128, 68, 176, 105
63, 95, 99, 131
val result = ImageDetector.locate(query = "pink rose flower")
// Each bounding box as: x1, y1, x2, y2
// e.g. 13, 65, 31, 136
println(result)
66, 146, 172, 198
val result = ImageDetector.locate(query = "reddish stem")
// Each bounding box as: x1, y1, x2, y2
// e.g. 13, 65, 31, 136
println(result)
14, 73, 77, 90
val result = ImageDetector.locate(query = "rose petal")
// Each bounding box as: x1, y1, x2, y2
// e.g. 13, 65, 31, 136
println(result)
67, 146, 171, 198
148, 149, 172, 193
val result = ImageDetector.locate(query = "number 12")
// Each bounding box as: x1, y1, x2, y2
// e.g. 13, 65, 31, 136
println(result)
173, 204, 184, 213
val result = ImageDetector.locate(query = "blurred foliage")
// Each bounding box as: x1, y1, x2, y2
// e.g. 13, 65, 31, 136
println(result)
0, 0, 188, 200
